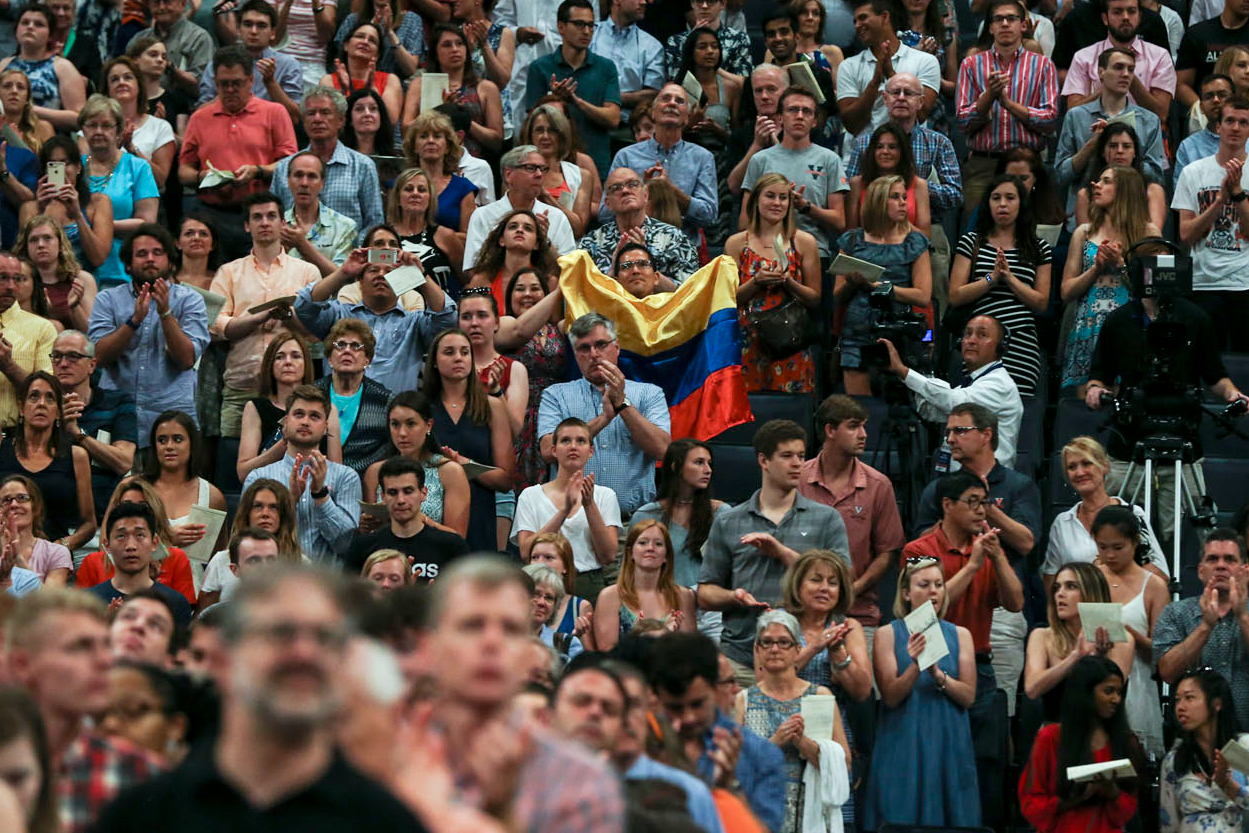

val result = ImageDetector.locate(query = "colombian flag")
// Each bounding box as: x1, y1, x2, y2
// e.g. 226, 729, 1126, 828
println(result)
559, 251, 753, 441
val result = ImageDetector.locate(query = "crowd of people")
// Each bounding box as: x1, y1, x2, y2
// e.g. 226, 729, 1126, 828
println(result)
0, 0, 1245, 828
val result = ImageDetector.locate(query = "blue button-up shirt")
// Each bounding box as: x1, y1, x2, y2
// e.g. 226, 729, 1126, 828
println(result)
696, 711, 786, 832
87, 282, 209, 447
537, 377, 669, 515
1175, 129, 1221, 184
603, 138, 717, 245
294, 285, 458, 394
845, 122, 962, 211
1054, 100, 1165, 211
591, 18, 664, 118
626, 755, 724, 833
196, 47, 304, 109
272, 142, 385, 245
244, 453, 361, 564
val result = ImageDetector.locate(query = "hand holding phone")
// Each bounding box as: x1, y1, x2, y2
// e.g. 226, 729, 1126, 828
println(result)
46, 162, 65, 187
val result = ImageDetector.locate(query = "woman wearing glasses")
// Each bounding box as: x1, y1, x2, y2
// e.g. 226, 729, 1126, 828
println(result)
314, 319, 393, 471
0, 474, 70, 586
865, 555, 980, 829
735, 608, 850, 833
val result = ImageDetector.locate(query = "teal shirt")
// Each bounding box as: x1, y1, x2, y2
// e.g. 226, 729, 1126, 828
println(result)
284, 203, 357, 267
524, 49, 621, 174
330, 385, 363, 445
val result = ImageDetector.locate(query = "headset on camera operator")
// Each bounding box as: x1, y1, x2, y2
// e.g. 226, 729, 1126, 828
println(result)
1084, 239, 1249, 542
879, 313, 1024, 469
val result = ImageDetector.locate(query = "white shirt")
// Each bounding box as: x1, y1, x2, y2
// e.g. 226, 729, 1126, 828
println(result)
513, 482, 622, 572
462, 193, 577, 270
1172, 154, 1249, 291
1190, 0, 1223, 25
458, 148, 496, 206
903, 360, 1024, 468
132, 115, 176, 160
835, 42, 941, 143
1043, 501, 1167, 577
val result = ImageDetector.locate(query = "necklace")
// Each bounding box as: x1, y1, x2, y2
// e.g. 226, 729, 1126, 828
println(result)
87, 153, 117, 185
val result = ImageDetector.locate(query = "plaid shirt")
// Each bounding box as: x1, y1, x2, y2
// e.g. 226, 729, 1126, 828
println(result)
577, 216, 700, 283
665, 25, 753, 79
955, 46, 1059, 151
505, 733, 625, 832
59, 732, 164, 833
272, 142, 385, 246
845, 123, 962, 211
284, 203, 357, 269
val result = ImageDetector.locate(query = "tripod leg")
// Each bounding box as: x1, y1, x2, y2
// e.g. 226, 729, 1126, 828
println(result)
1171, 459, 1183, 603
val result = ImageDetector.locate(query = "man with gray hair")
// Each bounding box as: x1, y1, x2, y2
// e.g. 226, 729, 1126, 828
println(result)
728, 64, 787, 194
462, 144, 577, 269
271, 85, 384, 243
538, 313, 670, 558
53, 329, 137, 521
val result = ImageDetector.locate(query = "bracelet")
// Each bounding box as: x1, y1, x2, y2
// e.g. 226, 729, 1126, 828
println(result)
125, 317, 142, 330
935, 670, 947, 691
832, 652, 853, 671
159, 309, 174, 320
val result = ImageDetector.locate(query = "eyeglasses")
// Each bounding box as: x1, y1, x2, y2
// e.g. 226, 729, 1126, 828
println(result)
0, 273, 19, 283
757, 637, 797, 650
884, 88, 923, 98
49, 350, 89, 363
783, 105, 816, 116
217, 78, 248, 90
561, 18, 595, 28
715, 675, 739, 688
332, 339, 367, 353
618, 259, 653, 271
946, 425, 981, 436
82, 120, 118, 131
0, 494, 31, 505
515, 162, 549, 174
989, 13, 1021, 23
956, 496, 988, 509
1203, 89, 1232, 101
242, 621, 350, 651
574, 338, 616, 355
606, 179, 643, 195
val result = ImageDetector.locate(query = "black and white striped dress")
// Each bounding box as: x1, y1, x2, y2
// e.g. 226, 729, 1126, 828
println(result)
954, 232, 1052, 398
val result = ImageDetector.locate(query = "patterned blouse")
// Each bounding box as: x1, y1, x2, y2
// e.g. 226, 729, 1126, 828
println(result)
1161, 742, 1249, 833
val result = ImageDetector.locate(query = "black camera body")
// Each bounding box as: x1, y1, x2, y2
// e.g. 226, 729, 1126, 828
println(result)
862, 283, 929, 370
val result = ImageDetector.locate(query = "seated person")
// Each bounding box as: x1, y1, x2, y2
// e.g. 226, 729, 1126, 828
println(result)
85, 500, 194, 628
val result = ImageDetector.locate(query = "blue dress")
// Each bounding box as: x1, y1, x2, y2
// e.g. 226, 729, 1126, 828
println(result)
863, 619, 980, 829
83, 152, 159, 288
796, 614, 856, 832
1061, 239, 1130, 390
742, 682, 821, 833
836, 229, 931, 368
435, 174, 479, 232
431, 400, 497, 553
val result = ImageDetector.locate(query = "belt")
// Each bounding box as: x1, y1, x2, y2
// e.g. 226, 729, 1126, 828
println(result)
968, 150, 1007, 159
975, 651, 994, 664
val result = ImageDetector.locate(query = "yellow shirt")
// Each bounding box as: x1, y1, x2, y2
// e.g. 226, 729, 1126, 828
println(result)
0, 302, 55, 427
209, 251, 320, 391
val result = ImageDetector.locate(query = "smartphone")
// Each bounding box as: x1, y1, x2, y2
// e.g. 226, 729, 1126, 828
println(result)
368, 248, 398, 266
46, 162, 65, 187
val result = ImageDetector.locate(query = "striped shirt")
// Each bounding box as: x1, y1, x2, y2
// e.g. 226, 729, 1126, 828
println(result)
955, 46, 1059, 152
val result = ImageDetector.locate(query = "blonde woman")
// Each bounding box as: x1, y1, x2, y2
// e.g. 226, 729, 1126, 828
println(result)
593, 519, 696, 651
1024, 561, 1134, 723
0, 68, 53, 154
401, 111, 477, 235
780, 549, 873, 701
1060, 165, 1160, 392
361, 548, 412, 594
386, 168, 463, 293
15, 214, 95, 332
524, 530, 593, 646
726, 171, 822, 393
520, 104, 592, 236
834, 173, 932, 395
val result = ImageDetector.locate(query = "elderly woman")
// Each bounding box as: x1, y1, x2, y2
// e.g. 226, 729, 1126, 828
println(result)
1043, 436, 1166, 589
0, 68, 53, 153
77, 94, 159, 288
361, 548, 412, 595
315, 318, 393, 471
321, 21, 403, 124
524, 531, 592, 645
402, 112, 477, 235
0, 474, 70, 586
523, 562, 584, 660
735, 608, 850, 833
520, 104, 592, 237
0, 4, 86, 130
333, 0, 424, 78
101, 56, 176, 193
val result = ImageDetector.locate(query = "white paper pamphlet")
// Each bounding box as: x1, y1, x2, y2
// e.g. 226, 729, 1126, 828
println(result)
1067, 759, 1136, 782
1221, 738, 1249, 774
183, 504, 227, 565
785, 61, 826, 104
420, 73, 449, 114
903, 600, 948, 671
800, 693, 838, 740
248, 295, 297, 314
830, 253, 886, 282
1078, 602, 1129, 643
462, 460, 499, 480
186, 284, 227, 327
200, 161, 236, 191
681, 71, 704, 106
1106, 110, 1136, 129
385, 265, 427, 297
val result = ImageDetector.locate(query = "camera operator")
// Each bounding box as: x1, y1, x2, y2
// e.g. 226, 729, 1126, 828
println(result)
1085, 279, 1249, 542
879, 313, 1024, 469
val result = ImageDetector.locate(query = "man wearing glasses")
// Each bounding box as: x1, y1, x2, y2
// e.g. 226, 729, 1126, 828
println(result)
523, 0, 621, 175
954, 0, 1059, 207
578, 167, 699, 285
1060, 0, 1174, 123
462, 144, 577, 270
52, 330, 138, 521
1176, 74, 1237, 183
0, 251, 55, 428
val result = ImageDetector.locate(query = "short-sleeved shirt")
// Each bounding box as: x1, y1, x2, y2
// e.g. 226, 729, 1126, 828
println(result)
345, 524, 469, 577
698, 490, 850, 665
577, 216, 700, 284
1155, 596, 1249, 729
1172, 154, 1249, 290
512, 483, 623, 572
197, 47, 304, 108
0, 302, 54, 427
837, 42, 942, 141
603, 139, 718, 245
77, 382, 137, 519
86, 580, 193, 628
1060, 36, 1177, 100
525, 49, 621, 174
915, 462, 1043, 568
0, 142, 35, 248
798, 453, 906, 625
742, 143, 849, 257
903, 525, 1000, 652
83, 152, 159, 287
179, 96, 299, 208
1177, 17, 1249, 93
537, 378, 670, 515
135, 17, 213, 89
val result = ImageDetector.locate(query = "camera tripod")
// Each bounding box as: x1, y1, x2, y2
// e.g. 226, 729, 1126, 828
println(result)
870, 378, 927, 529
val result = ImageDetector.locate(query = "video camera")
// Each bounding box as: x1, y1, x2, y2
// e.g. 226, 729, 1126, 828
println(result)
861, 282, 931, 370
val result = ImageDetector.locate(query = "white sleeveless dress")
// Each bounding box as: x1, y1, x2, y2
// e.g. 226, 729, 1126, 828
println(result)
1124, 574, 1164, 757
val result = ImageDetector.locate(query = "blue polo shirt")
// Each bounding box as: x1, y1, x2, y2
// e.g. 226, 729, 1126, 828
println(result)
1, 143, 36, 248
524, 49, 621, 174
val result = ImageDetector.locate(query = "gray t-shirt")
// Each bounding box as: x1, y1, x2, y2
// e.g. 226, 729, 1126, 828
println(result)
742, 143, 849, 258
698, 491, 850, 665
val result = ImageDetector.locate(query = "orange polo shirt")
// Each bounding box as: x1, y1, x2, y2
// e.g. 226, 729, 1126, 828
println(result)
902, 525, 999, 653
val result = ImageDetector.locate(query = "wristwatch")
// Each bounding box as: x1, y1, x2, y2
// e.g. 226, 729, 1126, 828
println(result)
618, 396, 633, 411
310, 485, 330, 499
1233, 191, 1248, 203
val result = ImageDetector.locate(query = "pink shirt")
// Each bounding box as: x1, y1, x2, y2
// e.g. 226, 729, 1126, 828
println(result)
179, 96, 298, 207
1060, 36, 1177, 99
798, 453, 906, 626
28, 538, 71, 581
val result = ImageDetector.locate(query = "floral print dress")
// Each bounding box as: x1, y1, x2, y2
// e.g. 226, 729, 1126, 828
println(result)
738, 239, 816, 393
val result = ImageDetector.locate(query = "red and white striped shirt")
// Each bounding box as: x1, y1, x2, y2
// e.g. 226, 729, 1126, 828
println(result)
956, 46, 1060, 152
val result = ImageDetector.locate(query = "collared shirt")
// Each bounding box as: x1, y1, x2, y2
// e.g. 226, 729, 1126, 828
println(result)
695, 711, 786, 832
0, 302, 54, 427
59, 732, 164, 833
284, 203, 357, 269
493, 732, 624, 832
197, 47, 304, 108
1054, 99, 1165, 209
591, 17, 665, 117
458, 148, 496, 205
904, 524, 1002, 652
603, 138, 717, 245
915, 462, 1043, 567
294, 285, 458, 394
136, 17, 212, 87
664, 25, 753, 78
625, 755, 725, 833
577, 215, 700, 283
209, 250, 321, 389
88, 743, 427, 832
1061, 35, 1177, 101
799, 453, 906, 626
537, 378, 670, 515
272, 143, 384, 245
87, 282, 209, 445
179, 96, 299, 207
1155, 596, 1249, 729
524, 49, 622, 173
903, 360, 1024, 468
845, 122, 963, 211
1175, 129, 1221, 183
463, 194, 577, 270
699, 490, 850, 665
244, 453, 361, 564
1043, 501, 1167, 577
836, 42, 943, 141
956, 46, 1060, 151
78, 381, 137, 519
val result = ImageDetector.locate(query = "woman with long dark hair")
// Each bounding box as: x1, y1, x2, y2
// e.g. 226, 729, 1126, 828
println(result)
469, 208, 560, 311
947, 174, 1051, 397
0, 686, 58, 833
1073, 124, 1168, 231
341, 87, 396, 158
142, 410, 227, 553
675, 26, 740, 246
321, 20, 403, 123
21, 135, 112, 271
332, 0, 424, 77
847, 122, 931, 234
401, 23, 503, 156
997, 147, 1067, 226
633, 439, 726, 590
1161, 668, 1249, 833
1020, 655, 1143, 833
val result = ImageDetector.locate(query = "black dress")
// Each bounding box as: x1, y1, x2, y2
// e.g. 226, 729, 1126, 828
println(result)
430, 400, 497, 553
400, 227, 456, 300
0, 436, 80, 540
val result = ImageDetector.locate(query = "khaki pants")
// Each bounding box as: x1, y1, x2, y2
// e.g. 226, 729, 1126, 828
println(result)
219, 384, 255, 438
961, 155, 1000, 216
726, 654, 757, 688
